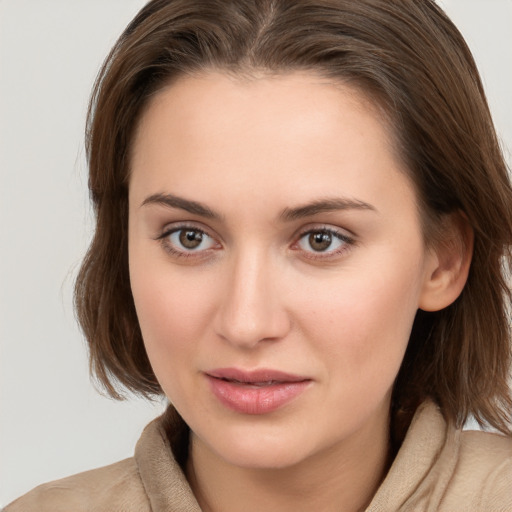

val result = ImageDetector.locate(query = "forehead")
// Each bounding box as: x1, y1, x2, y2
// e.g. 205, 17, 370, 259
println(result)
129, 71, 415, 218
132, 70, 394, 158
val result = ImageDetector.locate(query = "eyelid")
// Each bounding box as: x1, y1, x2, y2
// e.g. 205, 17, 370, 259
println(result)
155, 221, 222, 258
154, 221, 355, 261
291, 224, 356, 259
299, 221, 354, 235
156, 220, 219, 241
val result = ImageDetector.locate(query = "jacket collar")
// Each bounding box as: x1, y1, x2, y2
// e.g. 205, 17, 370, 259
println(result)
135, 400, 456, 512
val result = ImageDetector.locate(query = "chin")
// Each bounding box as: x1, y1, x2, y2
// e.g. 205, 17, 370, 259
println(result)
193, 419, 324, 471
218, 440, 312, 470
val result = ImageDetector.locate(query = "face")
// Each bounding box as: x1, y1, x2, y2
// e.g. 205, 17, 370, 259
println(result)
128, 71, 437, 470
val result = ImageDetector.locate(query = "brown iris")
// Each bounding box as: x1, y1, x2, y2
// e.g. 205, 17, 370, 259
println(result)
179, 229, 203, 249
309, 231, 333, 251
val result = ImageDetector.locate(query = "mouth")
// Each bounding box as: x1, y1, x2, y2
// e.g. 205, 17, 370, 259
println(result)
205, 368, 312, 414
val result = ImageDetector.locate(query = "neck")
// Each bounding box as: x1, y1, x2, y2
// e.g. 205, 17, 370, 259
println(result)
186, 411, 391, 512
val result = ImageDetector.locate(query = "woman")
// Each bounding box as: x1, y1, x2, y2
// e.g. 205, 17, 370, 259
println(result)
6, 0, 512, 510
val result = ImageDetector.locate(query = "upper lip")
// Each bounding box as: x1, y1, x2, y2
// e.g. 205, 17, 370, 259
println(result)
206, 368, 310, 384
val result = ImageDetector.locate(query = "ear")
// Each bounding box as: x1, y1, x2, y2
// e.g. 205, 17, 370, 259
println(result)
419, 212, 474, 312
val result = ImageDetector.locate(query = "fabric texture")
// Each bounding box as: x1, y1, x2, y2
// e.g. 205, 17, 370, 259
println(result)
5, 401, 512, 511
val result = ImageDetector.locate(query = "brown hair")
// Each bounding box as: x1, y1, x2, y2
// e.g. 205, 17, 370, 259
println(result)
75, 0, 512, 435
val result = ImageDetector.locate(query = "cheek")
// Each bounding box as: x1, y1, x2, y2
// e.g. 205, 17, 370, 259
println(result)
133, 278, 197, 342
295, 254, 424, 380
129, 254, 218, 383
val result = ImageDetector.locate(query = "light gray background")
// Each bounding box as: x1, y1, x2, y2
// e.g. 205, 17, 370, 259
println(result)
1, 0, 511, 506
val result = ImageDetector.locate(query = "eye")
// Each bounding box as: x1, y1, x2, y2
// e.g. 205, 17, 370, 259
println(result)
158, 226, 218, 256
295, 228, 353, 256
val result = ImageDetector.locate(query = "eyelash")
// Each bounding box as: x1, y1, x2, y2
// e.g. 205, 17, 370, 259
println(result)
155, 224, 355, 261
156, 224, 218, 260
293, 226, 355, 260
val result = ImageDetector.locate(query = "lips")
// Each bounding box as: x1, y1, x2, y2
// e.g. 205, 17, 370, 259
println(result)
205, 368, 312, 415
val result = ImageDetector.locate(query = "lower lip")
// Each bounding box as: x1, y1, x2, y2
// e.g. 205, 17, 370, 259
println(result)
206, 376, 311, 415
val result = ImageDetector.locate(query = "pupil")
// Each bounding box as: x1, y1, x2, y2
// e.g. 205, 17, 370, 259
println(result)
309, 231, 332, 251
180, 229, 202, 249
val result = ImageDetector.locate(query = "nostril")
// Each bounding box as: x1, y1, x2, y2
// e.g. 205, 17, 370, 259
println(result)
214, 267, 292, 347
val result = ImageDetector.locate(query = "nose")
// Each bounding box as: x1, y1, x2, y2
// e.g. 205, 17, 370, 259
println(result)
214, 249, 291, 349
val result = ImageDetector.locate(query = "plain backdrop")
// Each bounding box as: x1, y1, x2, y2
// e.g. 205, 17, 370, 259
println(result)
1, 0, 511, 506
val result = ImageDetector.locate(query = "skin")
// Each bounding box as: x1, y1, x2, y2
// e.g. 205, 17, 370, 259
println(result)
128, 71, 469, 512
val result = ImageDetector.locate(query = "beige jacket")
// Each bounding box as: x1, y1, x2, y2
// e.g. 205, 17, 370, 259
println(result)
5, 401, 512, 511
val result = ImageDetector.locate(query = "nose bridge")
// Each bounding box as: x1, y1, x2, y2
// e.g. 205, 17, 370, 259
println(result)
215, 245, 289, 348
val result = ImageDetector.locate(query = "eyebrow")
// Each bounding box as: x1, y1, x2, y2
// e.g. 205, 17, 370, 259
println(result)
279, 197, 377, 221
141, 193, 221, 219
141, 192, 376, 221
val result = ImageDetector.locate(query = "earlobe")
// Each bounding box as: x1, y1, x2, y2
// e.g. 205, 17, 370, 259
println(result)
418, 212, 474, 312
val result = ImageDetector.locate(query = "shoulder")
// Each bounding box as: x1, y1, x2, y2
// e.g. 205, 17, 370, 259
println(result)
4, 457, 150, 512
440, 429, 512, 511
457, 429, 512, 491
372, 401, 512, 512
